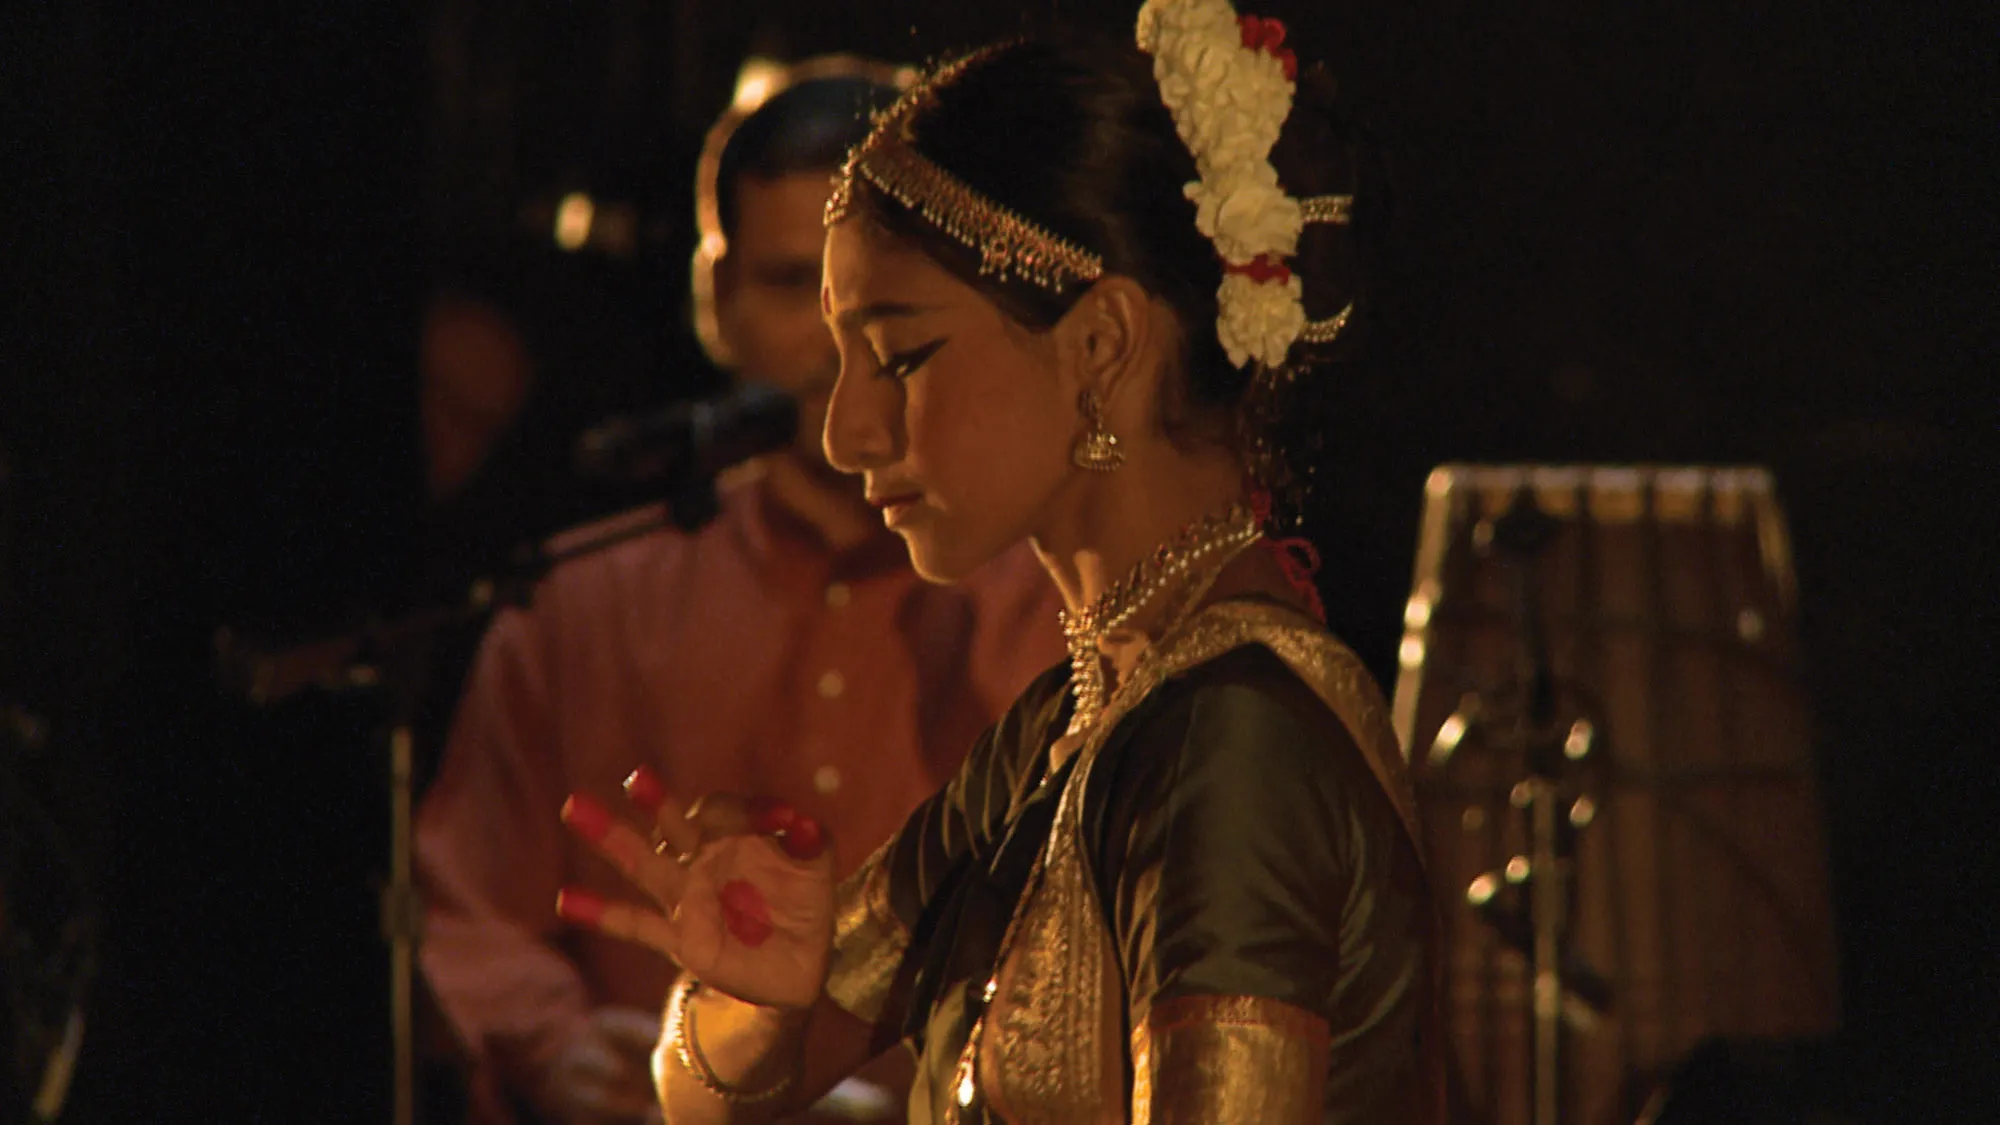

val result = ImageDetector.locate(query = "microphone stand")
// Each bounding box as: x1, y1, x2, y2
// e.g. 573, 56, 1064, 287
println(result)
215, 475, 719, 1125
1489, 496, 1576, 1125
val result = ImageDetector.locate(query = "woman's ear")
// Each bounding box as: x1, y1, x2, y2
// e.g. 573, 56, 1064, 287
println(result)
1052, 275, 1157, 406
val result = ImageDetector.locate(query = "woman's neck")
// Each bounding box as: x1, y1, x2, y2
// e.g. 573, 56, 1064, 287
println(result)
1031, 445, 1249, 627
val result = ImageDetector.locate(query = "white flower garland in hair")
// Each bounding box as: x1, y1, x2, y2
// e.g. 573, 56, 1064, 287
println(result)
1137, 0, 1307, 369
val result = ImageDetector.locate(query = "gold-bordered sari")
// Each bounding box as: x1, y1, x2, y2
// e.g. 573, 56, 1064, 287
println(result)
829, 600, 1439, 1124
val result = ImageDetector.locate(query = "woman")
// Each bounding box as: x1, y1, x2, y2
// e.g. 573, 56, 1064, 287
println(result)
553, 4, 1438, 1121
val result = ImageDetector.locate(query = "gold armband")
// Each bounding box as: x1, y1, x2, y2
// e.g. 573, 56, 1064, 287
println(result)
1130, 994, 1331, 1125
823, 842, 910, 1024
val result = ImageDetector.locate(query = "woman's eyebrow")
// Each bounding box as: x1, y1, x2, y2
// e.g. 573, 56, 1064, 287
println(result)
833, 301, 940, 330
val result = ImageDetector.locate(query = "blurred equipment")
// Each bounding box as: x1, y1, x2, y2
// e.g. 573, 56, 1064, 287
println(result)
212, 383, 794, 1125
572, 379, 798, 533
2, 708, 96, 1125
4, 444, 97, 1124
1392, 465, 1839, 1125
217, 380, 801, 706
573, 381, 798, 513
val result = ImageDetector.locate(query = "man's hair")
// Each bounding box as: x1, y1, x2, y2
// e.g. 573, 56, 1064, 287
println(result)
715, 76, 901, 241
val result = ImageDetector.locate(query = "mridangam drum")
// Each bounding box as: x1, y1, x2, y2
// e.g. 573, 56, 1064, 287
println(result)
1391, 465, 1839, 1125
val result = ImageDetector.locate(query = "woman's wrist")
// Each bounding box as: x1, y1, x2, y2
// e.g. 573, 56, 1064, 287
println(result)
665, 977, 808, 1105
695, 978, 818, 1032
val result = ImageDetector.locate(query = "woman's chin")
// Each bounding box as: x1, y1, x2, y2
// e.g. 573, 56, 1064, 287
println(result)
896, 528, 990, 586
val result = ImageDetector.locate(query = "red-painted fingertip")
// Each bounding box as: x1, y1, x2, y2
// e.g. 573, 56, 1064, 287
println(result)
561, 792, 613, 843
778, 815, 826, 861
746, 796, 799, 835
556, 887, 607, 928
717, 879, 773, 947
622, 766, 667, 814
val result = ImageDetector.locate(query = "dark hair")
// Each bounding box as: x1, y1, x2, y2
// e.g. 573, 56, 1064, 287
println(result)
716, 76, 902, 241
848, 37, 1373, 529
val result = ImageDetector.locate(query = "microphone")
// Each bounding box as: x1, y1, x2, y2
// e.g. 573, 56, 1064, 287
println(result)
575, 382, 799, 485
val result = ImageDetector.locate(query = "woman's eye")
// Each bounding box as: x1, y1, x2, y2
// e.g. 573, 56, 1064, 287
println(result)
878, 338, 947, 381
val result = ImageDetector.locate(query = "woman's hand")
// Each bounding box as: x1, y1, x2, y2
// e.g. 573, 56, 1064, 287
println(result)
557, 769, 836, 1011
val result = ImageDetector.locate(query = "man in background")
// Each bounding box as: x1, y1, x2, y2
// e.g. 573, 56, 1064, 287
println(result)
415, 60, 1064, 1125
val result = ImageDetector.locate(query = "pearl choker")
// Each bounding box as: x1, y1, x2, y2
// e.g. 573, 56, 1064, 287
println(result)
1059, 504, 1262, 735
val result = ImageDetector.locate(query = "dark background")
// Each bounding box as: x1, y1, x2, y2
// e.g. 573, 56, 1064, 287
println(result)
3, 1, 1991, 1121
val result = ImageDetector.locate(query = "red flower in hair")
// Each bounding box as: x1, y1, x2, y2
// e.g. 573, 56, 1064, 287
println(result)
1225, 254, 1293, 284
1238, 14, 1298, 81
1248, 484, 1326, 624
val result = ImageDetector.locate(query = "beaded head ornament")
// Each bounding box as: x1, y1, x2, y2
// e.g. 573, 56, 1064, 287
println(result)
824, 15, 1354, 368
825, 45, 1105, 294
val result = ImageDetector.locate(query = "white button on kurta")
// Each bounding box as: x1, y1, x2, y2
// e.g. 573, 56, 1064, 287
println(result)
817, 670, 846, 699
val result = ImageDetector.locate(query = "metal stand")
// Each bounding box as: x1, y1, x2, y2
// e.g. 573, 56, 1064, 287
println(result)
1408, 465, 1835, 1125
215, 497, 707, 1125
1491, 496, 1583, 1125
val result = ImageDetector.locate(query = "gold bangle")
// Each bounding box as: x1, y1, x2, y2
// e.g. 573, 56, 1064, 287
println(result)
666, 976, 796, 1106
1299, 301, 1354, 344
1299, 193, 1353, 225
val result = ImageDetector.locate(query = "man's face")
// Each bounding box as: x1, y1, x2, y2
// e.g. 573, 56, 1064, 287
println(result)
713, 170, 843, 469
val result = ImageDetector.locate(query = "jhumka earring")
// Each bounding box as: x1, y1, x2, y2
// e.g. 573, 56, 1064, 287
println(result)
1071, 390, 1125, 472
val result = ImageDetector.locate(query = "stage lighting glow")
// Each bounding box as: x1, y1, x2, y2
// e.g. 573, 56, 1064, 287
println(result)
1563, 719, 1594, 761
1404, 589, 1434, 630
731, 57, 787, 110
1737, 608, 1767, 642
554, 192, 594, 251
1569, 795, 1597, 829
1431, 712, 1468, 764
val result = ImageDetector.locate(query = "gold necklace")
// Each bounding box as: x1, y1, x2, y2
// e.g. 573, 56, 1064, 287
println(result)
1058, 503, 1262, 736
948, 507, 1261, 1121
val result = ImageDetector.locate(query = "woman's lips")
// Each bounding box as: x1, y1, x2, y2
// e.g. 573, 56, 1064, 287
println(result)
870, 491, 923, 526
880, 497, 920, 526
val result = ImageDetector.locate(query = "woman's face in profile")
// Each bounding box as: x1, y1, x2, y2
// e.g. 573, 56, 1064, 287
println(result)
820, 215, 1078, 582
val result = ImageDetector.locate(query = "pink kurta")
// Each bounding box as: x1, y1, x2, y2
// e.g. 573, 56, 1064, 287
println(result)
415, 474, 1064, 1119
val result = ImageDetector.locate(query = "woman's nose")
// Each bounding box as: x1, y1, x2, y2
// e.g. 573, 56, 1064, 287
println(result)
822, 362, 898, 475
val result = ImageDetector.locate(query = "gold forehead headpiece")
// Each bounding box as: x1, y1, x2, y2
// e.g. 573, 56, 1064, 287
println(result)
825, 46, 1106, 295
